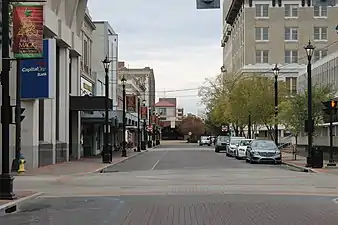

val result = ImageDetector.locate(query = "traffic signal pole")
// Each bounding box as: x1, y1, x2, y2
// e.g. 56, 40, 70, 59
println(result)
323, 100, 337, 167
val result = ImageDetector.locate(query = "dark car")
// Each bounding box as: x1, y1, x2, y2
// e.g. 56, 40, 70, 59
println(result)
215, 136, 230, 152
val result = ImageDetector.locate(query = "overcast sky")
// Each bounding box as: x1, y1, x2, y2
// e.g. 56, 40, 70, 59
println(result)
87, 0, 222, 114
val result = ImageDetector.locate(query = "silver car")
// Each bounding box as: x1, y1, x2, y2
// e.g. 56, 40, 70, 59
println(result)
246, 139, 281, 164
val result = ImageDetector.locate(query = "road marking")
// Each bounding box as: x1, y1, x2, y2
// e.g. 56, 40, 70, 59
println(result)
151, 160, 160, 170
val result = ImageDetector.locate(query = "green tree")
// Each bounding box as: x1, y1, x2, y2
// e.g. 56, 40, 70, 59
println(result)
278, 84, 334, 146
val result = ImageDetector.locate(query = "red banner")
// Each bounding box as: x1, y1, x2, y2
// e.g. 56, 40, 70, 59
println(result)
126, 95, 136, 112
151, 115, 156, 124
13, 5, 44, 59
140, 106, 147, 119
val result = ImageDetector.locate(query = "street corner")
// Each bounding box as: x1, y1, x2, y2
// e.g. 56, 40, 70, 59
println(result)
282, 161, 315, 173
0, 191, 43, 216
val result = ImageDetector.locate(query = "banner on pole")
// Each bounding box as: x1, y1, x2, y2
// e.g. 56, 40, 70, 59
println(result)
126, 95, 136, 112
140, 106, 148, 119
13, 4, 44, 59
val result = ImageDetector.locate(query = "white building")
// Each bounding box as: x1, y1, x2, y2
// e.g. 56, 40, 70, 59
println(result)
0, 0, 89, 172
297, 50, 338, 148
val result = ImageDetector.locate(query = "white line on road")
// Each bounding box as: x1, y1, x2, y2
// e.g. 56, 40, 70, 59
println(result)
151, 160, 160, 170
150, 150, 169, 170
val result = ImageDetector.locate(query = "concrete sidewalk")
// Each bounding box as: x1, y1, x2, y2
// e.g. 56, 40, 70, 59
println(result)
282, 152, 338, 173
19, 148, 147, 177
0, 191, 42, 216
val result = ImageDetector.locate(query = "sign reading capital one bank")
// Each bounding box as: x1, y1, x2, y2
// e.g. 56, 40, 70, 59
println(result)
20, 39, 56, 99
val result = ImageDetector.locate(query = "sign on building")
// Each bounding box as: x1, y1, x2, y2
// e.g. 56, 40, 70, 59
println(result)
196, 0, 220, 9
126, 95, 136, 112
20, 39, 55, 99
81, 78, 93, 96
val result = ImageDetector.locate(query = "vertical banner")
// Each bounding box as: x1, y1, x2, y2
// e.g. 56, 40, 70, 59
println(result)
126, 95, 136, 112
20, 39, 55, 99
13, 4, 44, 59
140, 106, 148, 119
151, 115, 156, 124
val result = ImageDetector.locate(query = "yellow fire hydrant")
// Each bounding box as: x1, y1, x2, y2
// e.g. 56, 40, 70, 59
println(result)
18, 157, 26, 174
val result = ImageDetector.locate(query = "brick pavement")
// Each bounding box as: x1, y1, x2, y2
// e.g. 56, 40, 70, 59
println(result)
21, 148, 143, 176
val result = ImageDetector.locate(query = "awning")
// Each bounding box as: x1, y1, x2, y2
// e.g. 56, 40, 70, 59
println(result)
70, 95, 112, 111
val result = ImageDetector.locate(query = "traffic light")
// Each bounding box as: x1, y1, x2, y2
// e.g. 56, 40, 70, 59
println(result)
322, 100, 338, 114
10, 106, 25, 124
17, 107, 25, 122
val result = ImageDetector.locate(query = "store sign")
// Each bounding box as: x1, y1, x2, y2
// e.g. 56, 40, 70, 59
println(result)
20, 39, 55, 99
81, 78, 93, 96
13, 4, 44, 59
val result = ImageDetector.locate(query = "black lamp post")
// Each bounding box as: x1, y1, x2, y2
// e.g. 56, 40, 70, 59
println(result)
137, 97, 141, 152
141, 100, 147, 150
148, 108, 152, 148
304, 41, 315, 167
272, 64, 280, 147
102, 56, 112, 163
0, 0, 16, 200
121, 76, 127, 157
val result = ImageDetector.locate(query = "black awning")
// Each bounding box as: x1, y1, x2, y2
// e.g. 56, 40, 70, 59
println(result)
70, 96, 112, 111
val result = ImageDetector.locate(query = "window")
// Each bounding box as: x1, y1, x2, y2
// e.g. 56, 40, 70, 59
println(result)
255, 4, 269, 17
314, 27, 328, 40
314, 49, 328, 61
255, 27, 269, 41
255, 50, 269, 63
314, 5, 327, 17
284, 50, 298, 63
286, 77, 297, 95
284, 27, 298, 41
158, 108, 167, 115
83, 40, 88, 66
285, 4, 298, 17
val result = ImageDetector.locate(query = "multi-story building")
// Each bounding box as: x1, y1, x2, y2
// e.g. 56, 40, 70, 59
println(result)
1, 0, 90, 172
222, 0, 338, 95
80, 20, 119, 156
176, 108, 184, 121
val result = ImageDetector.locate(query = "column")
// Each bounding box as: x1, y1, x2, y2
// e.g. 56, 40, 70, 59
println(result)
21, 100, 39, 169
70, 56, 81, 159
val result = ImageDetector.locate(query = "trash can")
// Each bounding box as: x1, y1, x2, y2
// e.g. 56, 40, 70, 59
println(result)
311, 147, 323, 168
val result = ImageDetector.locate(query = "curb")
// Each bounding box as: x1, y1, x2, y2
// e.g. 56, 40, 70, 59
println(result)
0, 192, 43, 216
282, 161, 316, 173
55, 149, 149, 182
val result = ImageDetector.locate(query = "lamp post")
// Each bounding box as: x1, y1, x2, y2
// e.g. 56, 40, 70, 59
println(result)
152, 112, 157, 146
272, 64, 280, 147
304, 41, 315, 167
137, 97, 141, 152
102, 57, 112, 163
148, 108, 152, 148
0, 0, 16, 200
141, 100, 147, 150
121, 76, 127, 157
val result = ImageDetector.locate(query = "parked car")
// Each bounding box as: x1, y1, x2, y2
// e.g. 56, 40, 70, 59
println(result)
215, 136, 230, 152
246, 139, 281, 164
226, 137, 245, 157
235, 139, 253, 159
199, 136, 211, 146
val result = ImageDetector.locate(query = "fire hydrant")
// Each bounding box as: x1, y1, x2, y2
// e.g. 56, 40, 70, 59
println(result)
18, 154, 26, 174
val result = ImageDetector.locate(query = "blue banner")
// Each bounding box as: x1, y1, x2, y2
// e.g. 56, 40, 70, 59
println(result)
20, 39, 50, 99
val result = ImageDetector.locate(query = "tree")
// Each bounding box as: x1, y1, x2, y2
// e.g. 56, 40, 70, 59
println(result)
278, 84, 335, 146
178, 114, 205, 138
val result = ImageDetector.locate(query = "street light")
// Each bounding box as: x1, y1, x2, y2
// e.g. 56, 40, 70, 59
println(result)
137, 97, 141, 152
148, 108, 152, 148
121, 76, 127, 157
272, 64, 280, 148
101, 56, 112, 163
304, 40, 315, 167
141, 99, 147, 150
0, 0, 16, 200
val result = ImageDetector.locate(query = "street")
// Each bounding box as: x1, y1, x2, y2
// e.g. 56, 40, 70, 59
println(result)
2, 141, 338, 224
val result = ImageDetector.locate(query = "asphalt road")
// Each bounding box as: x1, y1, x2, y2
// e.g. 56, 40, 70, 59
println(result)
103, 144, 281, 172
6, 142, 338, 224
2, 195, 338, 224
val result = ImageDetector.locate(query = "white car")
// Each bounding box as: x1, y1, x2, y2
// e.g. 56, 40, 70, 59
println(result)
199, 136, 211, 146
236, 139, 253, 159
226, 137, 245, 157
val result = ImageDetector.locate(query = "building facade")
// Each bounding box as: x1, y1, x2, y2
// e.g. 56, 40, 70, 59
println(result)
0, 0, 88, 172
297, 50, 338, 148
222, 0, 338, 95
